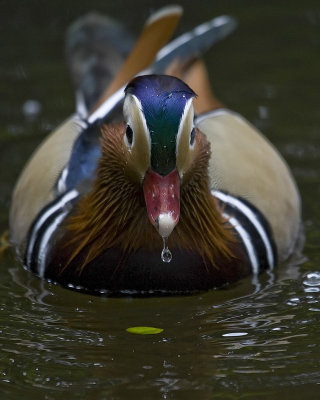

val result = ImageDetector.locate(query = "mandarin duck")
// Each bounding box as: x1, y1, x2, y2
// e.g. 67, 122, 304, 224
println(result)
9, 6, 302, 295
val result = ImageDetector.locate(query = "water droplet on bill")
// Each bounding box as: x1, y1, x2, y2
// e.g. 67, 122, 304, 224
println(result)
161, 237, 172, 263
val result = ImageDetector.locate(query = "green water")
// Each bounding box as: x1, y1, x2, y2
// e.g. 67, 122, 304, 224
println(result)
1, 0, 320, 399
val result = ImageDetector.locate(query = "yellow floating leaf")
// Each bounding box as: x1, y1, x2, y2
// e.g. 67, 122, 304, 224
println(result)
126, 326, 164, 335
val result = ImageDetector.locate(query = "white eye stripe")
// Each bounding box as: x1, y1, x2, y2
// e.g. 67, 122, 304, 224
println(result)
176, 98, 195, 178
123, 94, 151, 150
176, 98, 194, 151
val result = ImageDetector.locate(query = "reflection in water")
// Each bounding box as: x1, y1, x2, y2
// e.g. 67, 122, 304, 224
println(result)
0, 253, 319, 398
303, 271, 320, 289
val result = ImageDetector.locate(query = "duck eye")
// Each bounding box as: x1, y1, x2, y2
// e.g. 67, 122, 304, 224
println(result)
126, 125, 133, 146
190, 128, 195, 146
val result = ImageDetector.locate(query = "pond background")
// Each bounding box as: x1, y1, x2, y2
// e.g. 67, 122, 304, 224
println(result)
0, 0, 320, 399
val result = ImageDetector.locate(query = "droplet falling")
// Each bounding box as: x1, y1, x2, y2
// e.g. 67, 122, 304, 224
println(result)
161, 237, 172, 263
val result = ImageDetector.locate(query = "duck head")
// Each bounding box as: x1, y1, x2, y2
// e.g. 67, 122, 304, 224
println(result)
123, 75, 196, 241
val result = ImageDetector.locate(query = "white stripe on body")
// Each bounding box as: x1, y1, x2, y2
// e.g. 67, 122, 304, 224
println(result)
212, 190, 274, 269
26, 189, 79, 272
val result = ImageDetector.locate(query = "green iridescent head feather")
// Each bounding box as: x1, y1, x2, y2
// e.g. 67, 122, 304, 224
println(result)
125, 75, 195, 175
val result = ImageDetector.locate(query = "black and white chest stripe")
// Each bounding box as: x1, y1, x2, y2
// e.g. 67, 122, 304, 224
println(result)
212, 190, 277, 273
25, 189, 79, 278
25, 188, 276, 277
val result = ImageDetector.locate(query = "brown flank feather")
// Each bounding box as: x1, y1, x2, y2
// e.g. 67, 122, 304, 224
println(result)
60, 123, 236, 274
